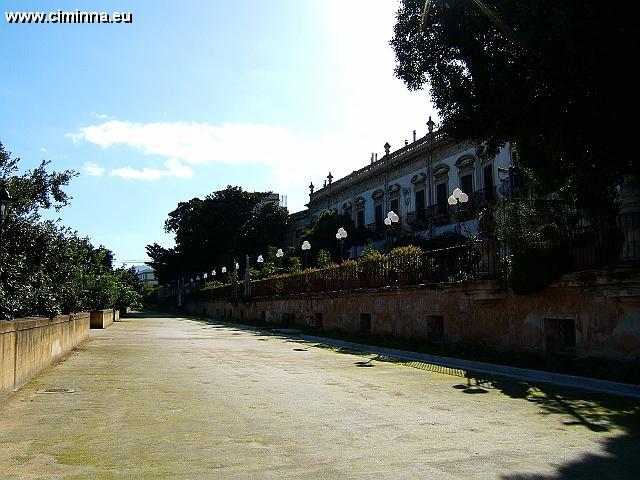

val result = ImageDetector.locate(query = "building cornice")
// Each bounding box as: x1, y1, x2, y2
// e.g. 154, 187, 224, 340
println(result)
306, 131, 452, 207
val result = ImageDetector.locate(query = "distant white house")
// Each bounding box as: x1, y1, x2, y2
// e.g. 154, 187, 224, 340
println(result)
135, 266, 158, 286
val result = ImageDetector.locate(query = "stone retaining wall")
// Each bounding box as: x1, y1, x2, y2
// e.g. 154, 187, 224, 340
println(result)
1, 313, 90, 395
90, 309, 115, 329
186, 269, 640, 361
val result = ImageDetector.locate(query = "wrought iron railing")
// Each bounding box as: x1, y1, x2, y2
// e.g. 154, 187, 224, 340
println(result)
191, 239, 503, 301
184, 208, 638, 302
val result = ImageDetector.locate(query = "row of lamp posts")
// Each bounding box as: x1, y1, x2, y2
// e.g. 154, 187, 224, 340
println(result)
182, 190, 473, 301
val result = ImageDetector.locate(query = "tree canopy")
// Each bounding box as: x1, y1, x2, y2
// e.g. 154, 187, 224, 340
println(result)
391, 0, 634, 211
0, 141, 142, 318
299, 210, 367, 265
146, 186, 288, 284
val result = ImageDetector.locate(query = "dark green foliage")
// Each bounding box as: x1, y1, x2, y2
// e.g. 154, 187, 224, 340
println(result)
391, 0, 635, 211
494, 199, 579, 293
147, 186, 288, 284
299, 210, 367, 265
0, 141, 141, 318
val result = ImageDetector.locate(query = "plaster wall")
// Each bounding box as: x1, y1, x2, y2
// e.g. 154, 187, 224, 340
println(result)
186, 271, 640, 361
0, 313, 90, 395
90, 309, 114, 329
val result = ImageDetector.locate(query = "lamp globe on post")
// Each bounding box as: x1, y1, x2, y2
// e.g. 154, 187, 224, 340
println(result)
256, 255, 264, 282
336, 227, 347, 262
448, 188, 469, 275
386, 210, 400, 247
275, 248, 284, 272
301, 240, 311, 268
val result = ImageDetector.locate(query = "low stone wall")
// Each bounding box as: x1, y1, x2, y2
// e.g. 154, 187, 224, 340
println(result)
90, 309, 114, 329
1, 313, 90, 395
113, 309, 120, 323
186, 269, 640, 361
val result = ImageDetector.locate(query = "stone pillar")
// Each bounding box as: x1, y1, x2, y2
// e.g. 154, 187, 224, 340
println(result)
617, 174, 640, 264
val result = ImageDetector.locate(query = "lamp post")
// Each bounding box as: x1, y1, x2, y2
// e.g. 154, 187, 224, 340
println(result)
221, 266, 227, 283
301, 240, 311, 268
335, 227, 347, 262
231, 260, 239, 299
244, 254, 251, 298
385, 210, 400, 247
448, 188, 469, 275
276, 248, 284, 272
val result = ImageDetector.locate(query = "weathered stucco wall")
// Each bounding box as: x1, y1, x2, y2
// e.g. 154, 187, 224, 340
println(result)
1, 313, 90, 395
186, 270, 640, 361
90, 309, 115, 329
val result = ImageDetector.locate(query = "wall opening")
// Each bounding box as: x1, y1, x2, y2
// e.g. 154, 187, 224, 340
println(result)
282, 312, 295, 327
260, 311, 266, 322
315, 313, 323, 329
359, 313, 372, 333
427, 315, 444, 341
545, 318, 576, 354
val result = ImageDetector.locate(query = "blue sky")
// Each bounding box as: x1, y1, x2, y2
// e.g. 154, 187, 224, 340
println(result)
1, 0, 435, 266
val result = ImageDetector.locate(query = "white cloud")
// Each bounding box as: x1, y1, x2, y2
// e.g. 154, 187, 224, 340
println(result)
70, 116, 430, 209
83, 162, 105, 176
40, 147, 47, 153
90, 112, 109, 119
109, 158, 193, 181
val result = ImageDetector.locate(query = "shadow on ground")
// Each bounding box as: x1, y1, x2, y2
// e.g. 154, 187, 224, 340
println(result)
135, 312, 640, 479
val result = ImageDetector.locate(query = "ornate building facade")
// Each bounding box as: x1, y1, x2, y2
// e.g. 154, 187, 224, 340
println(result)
286, 120, 517, 254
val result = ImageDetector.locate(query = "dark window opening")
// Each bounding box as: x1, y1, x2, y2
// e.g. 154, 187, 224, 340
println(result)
260, 311, 266, 322
359, 313, 371, 333
545, 318, 576, 354
460, 173, 473, 197
415, 189, 425, 218
357, 210, 365, 229
390, 197, 399, 216
374, 203, 384, 227
436, 183, 448, 215
315, 313, 323, 329
427, 315, 444, 341
483, 164, 494, 200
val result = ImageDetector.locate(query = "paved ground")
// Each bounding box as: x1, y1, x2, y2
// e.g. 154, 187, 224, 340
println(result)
1, 313, 638, 479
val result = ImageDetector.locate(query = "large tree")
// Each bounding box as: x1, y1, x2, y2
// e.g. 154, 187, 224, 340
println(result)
147, 186, 288, 283
299, 210, 367, 265
391, 0, 634, 211
1, 141, 142, 318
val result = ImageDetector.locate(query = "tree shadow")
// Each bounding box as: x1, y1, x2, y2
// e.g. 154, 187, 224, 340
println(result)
149, 312, 640, 478
459, 374, 640, 479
